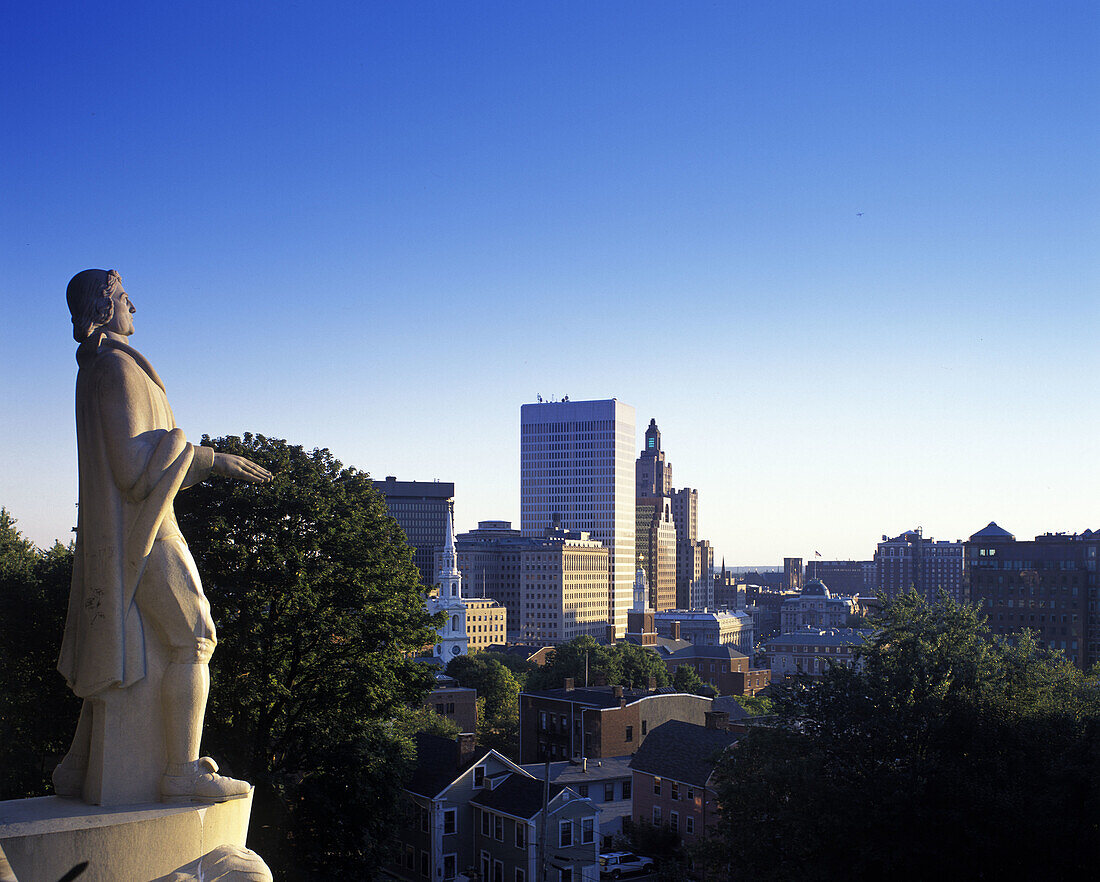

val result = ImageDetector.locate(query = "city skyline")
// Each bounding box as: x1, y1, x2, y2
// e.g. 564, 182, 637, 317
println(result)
4, 3, 1097, 564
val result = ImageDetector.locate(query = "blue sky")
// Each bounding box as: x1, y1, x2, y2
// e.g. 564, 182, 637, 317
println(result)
3, 1, 1097, 564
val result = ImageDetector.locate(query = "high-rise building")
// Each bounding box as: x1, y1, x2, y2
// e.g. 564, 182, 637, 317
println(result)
636, 418, 672, 497
374, 476, 454, 587
875, 528, 964, 602
965, 522, 1100, 669
635, 496, 677, 611
449, 520, 610, 644
803, 559, 872, 595
669, 487, 704, 608
521, 399, 636, 638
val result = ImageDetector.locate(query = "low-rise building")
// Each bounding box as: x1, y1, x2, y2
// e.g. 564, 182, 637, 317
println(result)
653, 609, 753, 654
390, 733, 599, 882
521, 757, 633, 850
763, 627, 871, 678
424, 673, 478, 734
779, 579, 857, 633
663, 645, 770, 696
628, 717, 739, 849
518, 684, 714, 764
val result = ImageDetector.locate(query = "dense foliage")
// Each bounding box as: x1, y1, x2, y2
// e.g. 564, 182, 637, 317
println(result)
706, 590, 1100, 882
175, 434, 440, 879
526, 636, 671, 691
445, 654, 522, 754
0, 510, 81, 798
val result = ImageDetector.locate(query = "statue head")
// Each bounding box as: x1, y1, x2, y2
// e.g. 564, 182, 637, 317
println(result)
67, 269, 124, 342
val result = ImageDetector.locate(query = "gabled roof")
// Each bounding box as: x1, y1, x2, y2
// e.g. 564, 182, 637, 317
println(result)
407, 736, 530, 799
520, 756, 634, 784
709, 696, 751, 721
471, 773, 565, 819
408, 733, 472, 799
629, 720, 739, 787
668, 644, 748, 662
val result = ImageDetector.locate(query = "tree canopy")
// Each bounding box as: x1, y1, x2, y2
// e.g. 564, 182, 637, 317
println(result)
706, 590, 1100, 881
526, 636, 671, 691
0, 509, 81, 798
175, 434, 440, 879
445, 653, 521, 754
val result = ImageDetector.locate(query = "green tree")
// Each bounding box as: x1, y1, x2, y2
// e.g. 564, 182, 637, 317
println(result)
446, 653, 521, 754
672, 663, 705, 694
527, 637, 670, 691
0, 510, 81, 798
391, 705, 462, 740
175, 435, 440, 880
708, 590, 1100, 882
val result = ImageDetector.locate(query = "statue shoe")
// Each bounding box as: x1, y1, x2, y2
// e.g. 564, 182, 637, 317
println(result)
161, 756, 251, 804
52, 753, 87, 799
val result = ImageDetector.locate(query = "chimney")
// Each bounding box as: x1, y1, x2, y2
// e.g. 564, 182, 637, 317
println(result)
564, 677, 575, 691
612, 686, 624, 699
672, 621, 681, 641
456, 732, 477, 767
705, 711, 729, 731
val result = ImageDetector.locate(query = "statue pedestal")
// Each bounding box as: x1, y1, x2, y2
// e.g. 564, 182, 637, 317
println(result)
0, 791, 255, 882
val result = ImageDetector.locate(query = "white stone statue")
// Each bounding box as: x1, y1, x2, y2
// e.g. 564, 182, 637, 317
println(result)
53, 269, 272, 804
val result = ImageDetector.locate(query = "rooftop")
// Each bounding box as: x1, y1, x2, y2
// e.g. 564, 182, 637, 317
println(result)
471, 773, 564, 819
629, 720, 739, 787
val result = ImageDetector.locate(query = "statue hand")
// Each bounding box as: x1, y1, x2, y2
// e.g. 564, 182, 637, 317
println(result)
212, 452, 273, 483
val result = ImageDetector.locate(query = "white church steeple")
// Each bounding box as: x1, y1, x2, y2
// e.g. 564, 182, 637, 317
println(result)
429, 508, 468, 659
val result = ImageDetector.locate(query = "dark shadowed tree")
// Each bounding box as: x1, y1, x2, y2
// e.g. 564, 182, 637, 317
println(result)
175, 435, 440, 880
672, 663, 705, 694
706, 591, 1100, 882
445, 653, 520, 754
0, 510, 81, 798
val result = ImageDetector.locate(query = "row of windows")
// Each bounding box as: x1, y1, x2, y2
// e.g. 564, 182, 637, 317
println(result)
649, 806, 695, 834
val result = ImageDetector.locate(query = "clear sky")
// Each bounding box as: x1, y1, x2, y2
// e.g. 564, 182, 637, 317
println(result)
3, 1, 1097, 565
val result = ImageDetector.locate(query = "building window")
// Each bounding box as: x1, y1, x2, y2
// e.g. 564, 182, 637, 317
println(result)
641, 720, 647, 735
516, 870, 526, 882
405, 844, 415, 869
622, 779, 631, 800
686, 786, 694, 801
653, 805, 662, 824
481, 852, 491, 881
481, 809, 490, 836
671, 782, 680, 800
582, 817, 595, 844
578, 783, 588, 798
604, 782, 615, 801
444, 854, 457, 880
560, 869, 573, 882
559, 819, 573, 847
516, 822, 527, 848
670, 811, 679, 833
625, 726, 633, 742
444, 809, 456, 835
653, 777, 662, 796
494, 814, 504, 841
474, 765, 486, 787
420, 851, 430, 878
421, 807, 429, 833
493, 860, 504, 882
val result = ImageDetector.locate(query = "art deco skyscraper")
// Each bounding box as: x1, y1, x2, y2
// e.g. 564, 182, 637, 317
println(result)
520, 398, 636, 639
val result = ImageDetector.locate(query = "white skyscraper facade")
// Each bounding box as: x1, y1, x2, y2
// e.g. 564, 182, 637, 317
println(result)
520, 398, 636, 638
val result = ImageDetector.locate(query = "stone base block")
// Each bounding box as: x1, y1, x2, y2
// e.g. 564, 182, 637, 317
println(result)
0, 790, 254, 882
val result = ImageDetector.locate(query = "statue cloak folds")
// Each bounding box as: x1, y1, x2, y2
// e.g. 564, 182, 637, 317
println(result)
57, 335, 215, 698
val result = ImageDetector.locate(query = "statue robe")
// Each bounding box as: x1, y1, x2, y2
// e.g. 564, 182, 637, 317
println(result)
58, 335, 214, 698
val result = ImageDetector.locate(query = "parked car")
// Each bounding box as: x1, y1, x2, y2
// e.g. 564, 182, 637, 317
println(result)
599, 852, 655, 878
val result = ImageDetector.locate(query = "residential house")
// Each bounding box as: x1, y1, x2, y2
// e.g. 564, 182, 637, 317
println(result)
521, 757, 633, 849
628, 717, 739, 849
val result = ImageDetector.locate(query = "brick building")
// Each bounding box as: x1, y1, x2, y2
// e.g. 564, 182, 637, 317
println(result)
518, 684, 713, 764
664, 644, 770, 696
628, 717, 739, 848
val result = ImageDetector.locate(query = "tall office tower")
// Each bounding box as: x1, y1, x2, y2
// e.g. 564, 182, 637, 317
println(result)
521, 398, 636, 639
635, 495, 677, 610
875, 528, 964, 602
784, 558, 804, 593
965, 522, 1100, 669
636, 418, 672, 496
374, 476, 455, 587
670, 487, 702, 607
